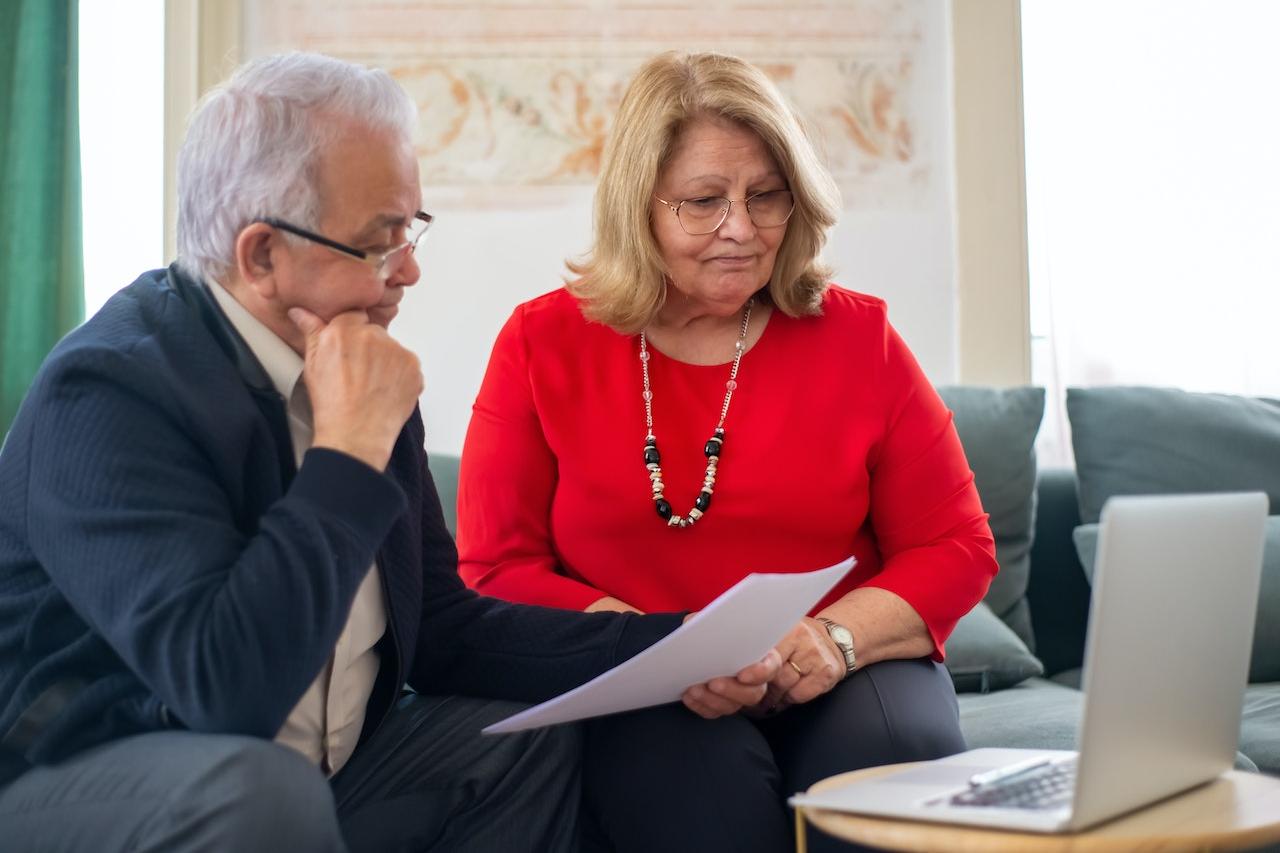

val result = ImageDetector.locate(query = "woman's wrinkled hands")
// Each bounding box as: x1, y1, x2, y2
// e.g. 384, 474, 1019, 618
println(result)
680, 649, 781, 719
755, 617, 846, 714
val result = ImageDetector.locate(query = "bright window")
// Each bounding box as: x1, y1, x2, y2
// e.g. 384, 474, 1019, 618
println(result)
1022, 0, 1280, 466
79, 0, 166, 317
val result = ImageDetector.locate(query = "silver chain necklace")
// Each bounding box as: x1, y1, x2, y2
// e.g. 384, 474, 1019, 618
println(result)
639, 298, 753, 528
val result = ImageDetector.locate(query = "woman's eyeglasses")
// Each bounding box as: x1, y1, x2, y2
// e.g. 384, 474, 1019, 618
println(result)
653, 191, 794, 235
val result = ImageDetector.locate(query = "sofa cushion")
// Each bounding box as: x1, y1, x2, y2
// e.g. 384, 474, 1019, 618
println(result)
957, 677, 1259, 771
1067, 386, 1280, 525
958, 678, 1083, 751
945, 602, 1045, 693
938, 386, 1045, 648
1025, 470, 1092, 678
1047, 666, 1083, 690
1074, 517, 1280, 684
1240, 683, 1280, 775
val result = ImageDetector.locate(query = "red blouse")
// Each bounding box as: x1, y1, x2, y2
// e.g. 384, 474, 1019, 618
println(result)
457, 286, 997, 657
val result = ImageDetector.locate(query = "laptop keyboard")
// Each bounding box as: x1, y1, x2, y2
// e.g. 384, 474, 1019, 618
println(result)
948, 758, 1077, 810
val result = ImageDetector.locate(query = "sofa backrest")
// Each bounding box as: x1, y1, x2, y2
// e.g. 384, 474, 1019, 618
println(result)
428, 454, 461, 537
1026, 468, 1091, 677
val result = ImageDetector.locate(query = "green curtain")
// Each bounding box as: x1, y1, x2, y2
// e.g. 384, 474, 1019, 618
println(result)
0, 0, 83, 436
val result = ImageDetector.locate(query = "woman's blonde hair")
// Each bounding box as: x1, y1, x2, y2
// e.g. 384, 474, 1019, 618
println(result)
567, 51, 841, 333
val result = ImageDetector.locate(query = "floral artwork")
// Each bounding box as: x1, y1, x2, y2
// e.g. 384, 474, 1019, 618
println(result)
386, 59, 624, 185
244, 0, 933, 207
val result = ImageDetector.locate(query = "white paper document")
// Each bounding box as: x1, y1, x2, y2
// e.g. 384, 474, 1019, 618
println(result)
483, 557, 855, 734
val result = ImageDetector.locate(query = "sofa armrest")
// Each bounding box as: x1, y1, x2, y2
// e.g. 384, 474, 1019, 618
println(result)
1026, 468, 1092, 677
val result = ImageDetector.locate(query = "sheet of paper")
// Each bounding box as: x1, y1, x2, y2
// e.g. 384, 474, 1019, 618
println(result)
484, 557, 855, 734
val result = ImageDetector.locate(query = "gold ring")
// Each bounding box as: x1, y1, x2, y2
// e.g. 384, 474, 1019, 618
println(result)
788, 659, 805, 676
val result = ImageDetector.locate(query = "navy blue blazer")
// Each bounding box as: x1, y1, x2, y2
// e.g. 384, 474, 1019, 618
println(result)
0, 266, 678, 768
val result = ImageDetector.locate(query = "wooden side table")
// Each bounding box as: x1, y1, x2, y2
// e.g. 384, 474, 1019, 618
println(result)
793, 762, 1280, 852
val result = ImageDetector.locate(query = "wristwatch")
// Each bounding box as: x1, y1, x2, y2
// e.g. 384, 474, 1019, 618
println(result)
816, 617, 857, 676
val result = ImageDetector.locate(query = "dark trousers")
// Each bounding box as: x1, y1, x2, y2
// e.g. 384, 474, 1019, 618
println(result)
582, 658, 965, 853
0, 694, 581, 853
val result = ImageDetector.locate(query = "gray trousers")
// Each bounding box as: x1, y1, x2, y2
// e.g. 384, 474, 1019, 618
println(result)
583, 658, 965, 853
0, 694, 581, 853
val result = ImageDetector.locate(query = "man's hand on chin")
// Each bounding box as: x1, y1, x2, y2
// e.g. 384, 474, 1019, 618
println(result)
289, 306, 423, 472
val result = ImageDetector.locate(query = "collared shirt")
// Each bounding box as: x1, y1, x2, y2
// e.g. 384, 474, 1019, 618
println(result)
210, 282, 387, 776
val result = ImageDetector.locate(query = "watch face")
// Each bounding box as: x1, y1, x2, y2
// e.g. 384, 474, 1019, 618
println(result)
831, 625, 853, 647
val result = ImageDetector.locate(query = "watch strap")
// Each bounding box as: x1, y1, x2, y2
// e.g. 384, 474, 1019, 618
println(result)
816, 616, 857, 675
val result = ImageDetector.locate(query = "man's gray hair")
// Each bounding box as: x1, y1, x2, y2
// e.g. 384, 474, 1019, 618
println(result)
176, 52, 417, 283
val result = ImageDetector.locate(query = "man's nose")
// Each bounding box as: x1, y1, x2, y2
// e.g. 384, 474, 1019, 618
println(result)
387, 248, 422, 287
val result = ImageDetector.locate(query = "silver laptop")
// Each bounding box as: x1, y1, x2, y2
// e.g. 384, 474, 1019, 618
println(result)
790, 491, 1268, 833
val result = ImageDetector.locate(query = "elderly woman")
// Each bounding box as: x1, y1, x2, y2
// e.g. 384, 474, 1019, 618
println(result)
458, 52, 996, 852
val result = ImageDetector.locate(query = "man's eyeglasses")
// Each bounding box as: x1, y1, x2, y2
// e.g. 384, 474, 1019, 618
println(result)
260, 211, 434, 281
653, 190, 794, 236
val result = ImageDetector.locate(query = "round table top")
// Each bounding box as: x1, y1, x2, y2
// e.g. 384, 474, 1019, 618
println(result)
797, 762, 1280, 852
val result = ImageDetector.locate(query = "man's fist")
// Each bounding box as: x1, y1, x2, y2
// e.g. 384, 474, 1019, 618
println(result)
289, 307, 424, 471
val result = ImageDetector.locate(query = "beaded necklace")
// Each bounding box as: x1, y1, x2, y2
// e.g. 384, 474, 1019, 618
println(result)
639, 298, 753, 528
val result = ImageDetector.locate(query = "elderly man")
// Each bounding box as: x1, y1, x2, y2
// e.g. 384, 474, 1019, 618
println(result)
0, 53, 777, 852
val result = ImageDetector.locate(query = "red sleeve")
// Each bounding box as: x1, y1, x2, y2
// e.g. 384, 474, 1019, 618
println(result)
456, 306, 608, 610
860, 321, 998, 657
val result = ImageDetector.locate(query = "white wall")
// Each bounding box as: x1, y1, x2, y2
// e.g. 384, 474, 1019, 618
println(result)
951, 0, 1031, 386
394, 188, 596, 456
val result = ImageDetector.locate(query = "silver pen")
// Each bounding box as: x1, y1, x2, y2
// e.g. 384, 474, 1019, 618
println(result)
967, 756, 1053, 788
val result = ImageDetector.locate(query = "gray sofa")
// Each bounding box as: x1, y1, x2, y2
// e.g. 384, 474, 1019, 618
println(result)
959, 466, 1280, 774
941, 385, 1280, 775
428, 384, 1280, 775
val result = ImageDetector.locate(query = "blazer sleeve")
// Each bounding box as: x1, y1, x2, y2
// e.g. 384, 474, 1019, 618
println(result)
24, 345, 406, 738
860, 320, 998, 657
409, 415, 682, 699
456, 306, 610, 610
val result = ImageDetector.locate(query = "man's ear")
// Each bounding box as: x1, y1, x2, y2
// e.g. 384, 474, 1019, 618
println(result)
235, 222, 280, 297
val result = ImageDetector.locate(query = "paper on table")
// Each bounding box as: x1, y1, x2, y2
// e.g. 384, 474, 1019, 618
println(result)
483, 557, 855, 734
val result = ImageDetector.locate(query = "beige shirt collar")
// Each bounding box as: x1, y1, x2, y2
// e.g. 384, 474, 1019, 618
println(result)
207, 280, 306, 409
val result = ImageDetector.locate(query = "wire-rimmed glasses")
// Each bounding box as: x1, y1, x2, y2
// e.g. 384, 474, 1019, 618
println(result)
653, 190, 794, 235
259, 211, 434, 281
